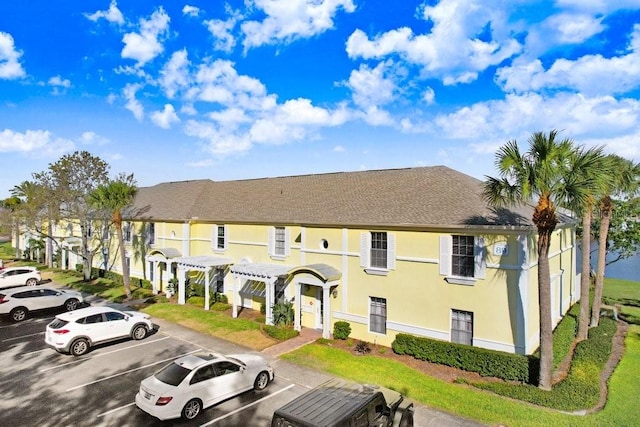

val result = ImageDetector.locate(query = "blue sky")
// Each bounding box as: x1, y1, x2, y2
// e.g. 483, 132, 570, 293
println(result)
1, 0, 640, 198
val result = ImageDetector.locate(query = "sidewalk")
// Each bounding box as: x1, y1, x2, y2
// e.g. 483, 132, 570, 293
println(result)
262, 327, 322, 358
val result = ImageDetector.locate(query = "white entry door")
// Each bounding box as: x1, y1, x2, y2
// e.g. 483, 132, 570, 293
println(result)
315, 288, 324, 330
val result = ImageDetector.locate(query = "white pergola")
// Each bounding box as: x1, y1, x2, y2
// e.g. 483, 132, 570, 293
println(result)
174, 255, 233, 309
230, 262, 341, 339
146, 248, 182, 295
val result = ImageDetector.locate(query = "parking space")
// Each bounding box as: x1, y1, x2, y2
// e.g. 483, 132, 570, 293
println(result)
0, 309, 327, 427
0, 297, 484, 427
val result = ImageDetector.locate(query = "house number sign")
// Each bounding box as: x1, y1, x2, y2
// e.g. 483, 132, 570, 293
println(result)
493, 243, 509, 256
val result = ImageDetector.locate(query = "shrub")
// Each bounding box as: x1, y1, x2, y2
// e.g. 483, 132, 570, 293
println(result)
260, 302, 266, 315
354, 341, 371, 354
272, 298, 295, 327
264, 325, 300, 340
473, 316, 618, 410
333, 321, 351, 340
392, 333, 530, 382
214, 292, 228, 304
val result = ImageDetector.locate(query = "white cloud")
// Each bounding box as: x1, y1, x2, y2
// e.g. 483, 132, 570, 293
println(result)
159, 49, 191, 98
123, 83, 144, 121
208, 108, 251, 126
497, 24, 640, 96
85, 0, 124, 25
0, 32, 25, 79
422, 87, 435, 105
48, 75, 71, 88
333, 145, 345, 152
0, 129, 74, 155
184, 119, 253, 154
241, 0, 356, 50
432, 92, 640, 162
205, 17, 238, 52
121, 7, 170, 67
346, 0, 522, 84
345, 61, 397, 109
79, 131, 109, 145
151, 104, 180, 129
182, 5, 200, 17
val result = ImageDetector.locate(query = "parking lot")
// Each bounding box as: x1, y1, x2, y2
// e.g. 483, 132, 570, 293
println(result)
0, 304, 333, 427
0, 293, 483, 427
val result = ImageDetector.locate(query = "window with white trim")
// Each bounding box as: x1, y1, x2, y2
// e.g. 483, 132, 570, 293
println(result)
268, 226, 290, 257
452, 235, 474, 277
213, 225, 227, 251
439, 235, 485, 284
370, 297, 387, 334
360, 232, 395, 272
451, 309, 473, 346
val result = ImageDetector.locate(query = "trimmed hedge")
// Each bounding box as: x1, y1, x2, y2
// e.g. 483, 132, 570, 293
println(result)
392, 333, 530, 382
263, 325, 300, 340
333, 321, 351, 340
473, 316, 617, 410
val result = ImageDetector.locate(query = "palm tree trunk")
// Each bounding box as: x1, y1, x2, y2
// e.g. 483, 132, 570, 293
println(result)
577, 207, 592, 341
591, 201, 612, 327
537, 229, 554, 390
116, 224, 132, 299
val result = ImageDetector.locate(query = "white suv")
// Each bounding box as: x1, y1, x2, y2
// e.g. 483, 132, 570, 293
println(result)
0, 286, 83, 322
0, 266, 41, 289
45, 306, 154, 356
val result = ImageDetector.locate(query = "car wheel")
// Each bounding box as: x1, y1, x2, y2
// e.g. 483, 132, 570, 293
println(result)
399, 410, 414, 427
70, 338, 89, 356
131, 324, 148, 340
182, 398, 202, 420
254, 371, 270, 391
26, 278, 38, 286
10, 307, 28, 322
64, 298, 79, 311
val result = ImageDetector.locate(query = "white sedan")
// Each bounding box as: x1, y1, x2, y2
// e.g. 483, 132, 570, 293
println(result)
135, 352, 275, 420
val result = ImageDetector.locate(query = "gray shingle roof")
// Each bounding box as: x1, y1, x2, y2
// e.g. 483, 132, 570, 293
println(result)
126, 166, 541, 229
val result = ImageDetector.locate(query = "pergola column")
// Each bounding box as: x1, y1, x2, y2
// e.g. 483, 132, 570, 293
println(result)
265, 278, 275, 325
178, 266, 186, 305
204, 267, 212, 311
232, 275, 239, 318
151, 260, 160, 294
322, 286, 331, 338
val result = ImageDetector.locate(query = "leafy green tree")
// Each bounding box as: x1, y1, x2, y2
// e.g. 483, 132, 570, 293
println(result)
483, 130, 584, 390
1, 195, 22, 258
590, 156, 640, 327
32, 151, 110, 280
89, 174, 137, 299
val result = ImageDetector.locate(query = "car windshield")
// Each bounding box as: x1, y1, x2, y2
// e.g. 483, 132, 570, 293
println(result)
155, 362, 192, 386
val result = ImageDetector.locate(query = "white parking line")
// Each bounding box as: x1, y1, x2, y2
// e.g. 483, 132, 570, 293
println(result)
96, 402, 136, 418
65, 350, 200, 392
2, 331, 44, 342
200, 384, 295, 427
39, 336, 172, 373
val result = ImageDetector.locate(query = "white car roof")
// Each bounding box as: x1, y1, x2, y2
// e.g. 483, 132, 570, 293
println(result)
1, 286, 74, 295
55, 305, 120, 321
173, 353, 222, 370
1, 266, 38, 272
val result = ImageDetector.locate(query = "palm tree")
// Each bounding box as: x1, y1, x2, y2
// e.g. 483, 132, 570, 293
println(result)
482, 130, 580, 390
89, 175, 137, 299
563, 146, 609, 341
590, 156, 640, 327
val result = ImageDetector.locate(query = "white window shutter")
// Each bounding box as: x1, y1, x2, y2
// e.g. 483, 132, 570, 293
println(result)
223, 226, 228, 250
387, 233, 396, 270
285, 228, 291, 256
212, 225, 218, 249
439, 235, 451, 276
475, 236, 486, 279
268, 227, 274, 255
360, 232, 370, 268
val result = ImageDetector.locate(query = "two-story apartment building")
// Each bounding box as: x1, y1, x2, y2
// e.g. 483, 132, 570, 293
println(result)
67, 166, 578, 355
